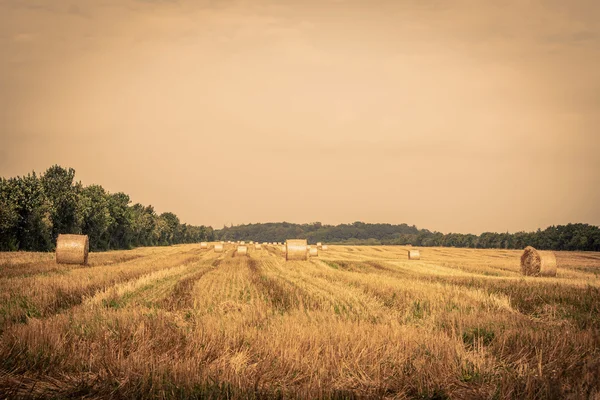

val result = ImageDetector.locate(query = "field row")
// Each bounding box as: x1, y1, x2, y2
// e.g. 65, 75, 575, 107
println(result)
1, 245, 599, 398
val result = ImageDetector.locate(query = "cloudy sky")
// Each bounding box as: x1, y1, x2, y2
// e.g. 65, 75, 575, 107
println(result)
1, 0, 599, 233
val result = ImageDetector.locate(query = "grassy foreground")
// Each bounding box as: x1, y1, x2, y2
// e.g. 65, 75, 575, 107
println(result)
0, 244, 599, 399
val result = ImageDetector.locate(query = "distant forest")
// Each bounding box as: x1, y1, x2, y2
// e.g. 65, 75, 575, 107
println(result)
216, 221, 600, 251
2, 166, 599, 252
0, 165, 214, 251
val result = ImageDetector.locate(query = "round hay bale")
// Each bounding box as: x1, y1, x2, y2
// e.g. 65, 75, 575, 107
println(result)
321, 245, 328, 251
286, 239, 307, 261
309, 247, 318, 257
214, 243, 224, 253
240, 241, 245, 245
520, 246, 557, 277
408, 250, 420, 260
237, 245, 247, 256
255, 243, 262, 250
200, 242, 208, 249
56, 234, 89, 265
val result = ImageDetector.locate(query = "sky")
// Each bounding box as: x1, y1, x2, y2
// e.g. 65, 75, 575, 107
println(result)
1, 0, 599, 234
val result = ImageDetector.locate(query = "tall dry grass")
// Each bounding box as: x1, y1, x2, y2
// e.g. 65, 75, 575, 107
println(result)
0, 244, 599, 399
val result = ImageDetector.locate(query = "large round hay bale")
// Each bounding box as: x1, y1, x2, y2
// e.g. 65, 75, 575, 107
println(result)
214, 243, 224, 253
286, 239, 308, 261
56, 234, 89, 265
408, 250, 420, 260
255, 243, 262, 250
200, 242, 208, 249
521, 246, 557, 277
237, 245, 247, 256
309, 247, 318, 257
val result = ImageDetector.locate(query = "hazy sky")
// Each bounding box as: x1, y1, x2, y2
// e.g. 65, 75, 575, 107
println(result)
1, 0, 599, 234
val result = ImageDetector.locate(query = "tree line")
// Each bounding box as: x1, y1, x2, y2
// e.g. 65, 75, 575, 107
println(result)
216, 221, 600, 251
0, 165, 213, 251
2, 166, 598, 252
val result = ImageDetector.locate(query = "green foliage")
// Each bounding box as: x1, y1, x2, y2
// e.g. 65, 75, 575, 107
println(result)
0, 166, 212, 251
215, 222, 600, 251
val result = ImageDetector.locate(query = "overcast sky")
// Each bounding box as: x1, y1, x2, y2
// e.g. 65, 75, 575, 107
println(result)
1, 0, 599, 234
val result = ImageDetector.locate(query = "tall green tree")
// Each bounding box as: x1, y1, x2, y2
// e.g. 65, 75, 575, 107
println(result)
41, 165, 79, 241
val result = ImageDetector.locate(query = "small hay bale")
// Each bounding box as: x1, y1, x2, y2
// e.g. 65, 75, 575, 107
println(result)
309, 247, 318, 257
214, 243, 224, 253
321, 245, 328, 251
286, 239, 307, 261
255, 243, 262, 250
408, 250, 420, 260
56, 234, 89, 265
520, 246, 557, 277
316, 242, 322, 249
200, 242, 208, 249
240, 241, 245, 245
237, 245, 247, 256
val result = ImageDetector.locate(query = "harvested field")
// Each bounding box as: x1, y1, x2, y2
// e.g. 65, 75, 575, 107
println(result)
1, 244, 599, 399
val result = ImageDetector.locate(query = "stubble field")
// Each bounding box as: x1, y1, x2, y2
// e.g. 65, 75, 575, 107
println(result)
0, 244, 599, 399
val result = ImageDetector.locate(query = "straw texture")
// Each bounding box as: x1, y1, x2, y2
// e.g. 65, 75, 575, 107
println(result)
286, 239, 308, 261
520, 246, 557, 277
55, 234, 89, 265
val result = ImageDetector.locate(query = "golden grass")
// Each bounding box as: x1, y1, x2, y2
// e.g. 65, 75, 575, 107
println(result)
55, 234, 89, 265
1, 244, 599, 399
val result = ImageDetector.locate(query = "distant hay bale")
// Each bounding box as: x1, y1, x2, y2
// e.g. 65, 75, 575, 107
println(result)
237, 245, 248, 256
255, 243, 262, 250
309, 247, 318, 257
408, 250, 420, 260
240, 241, 245, 245
316, 242, 322, 249
200, 242, 208, 249
286, 239, 308, 261
56, 234, 89, 265
321, 245, 328, 251
214, 243, 224, 253
520, 246, 557, 277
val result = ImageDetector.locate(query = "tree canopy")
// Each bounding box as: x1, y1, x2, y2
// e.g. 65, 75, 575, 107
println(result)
0, 165, 213, 251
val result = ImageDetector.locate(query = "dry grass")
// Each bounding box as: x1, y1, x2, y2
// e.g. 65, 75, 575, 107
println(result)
1, 244, 599, 399
55, 234, 89, 265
